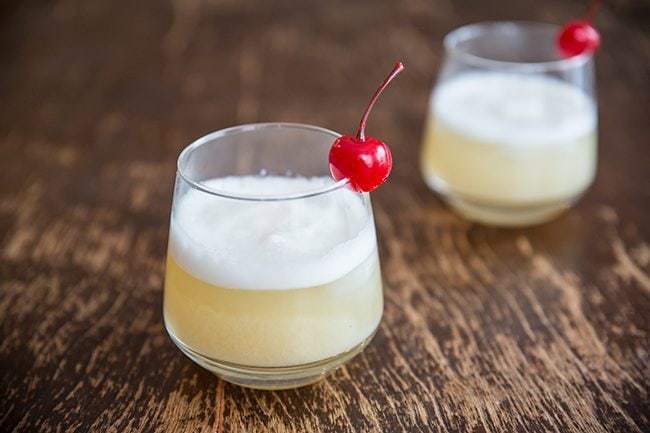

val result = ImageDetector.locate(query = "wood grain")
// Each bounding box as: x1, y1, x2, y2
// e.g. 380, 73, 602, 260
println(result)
1, 0, 648, 432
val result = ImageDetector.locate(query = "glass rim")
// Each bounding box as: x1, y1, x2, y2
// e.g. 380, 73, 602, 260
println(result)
177, 122, 351, 202
444, 21, 594, 72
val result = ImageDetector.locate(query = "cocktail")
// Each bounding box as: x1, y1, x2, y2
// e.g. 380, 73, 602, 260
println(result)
421, 22, 598, 226
164, 123, 383, 389
165, 64, 404, 389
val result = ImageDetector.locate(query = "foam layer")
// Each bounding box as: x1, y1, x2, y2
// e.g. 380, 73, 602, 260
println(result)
433, 72, 596, 147
169, 176, 376, 290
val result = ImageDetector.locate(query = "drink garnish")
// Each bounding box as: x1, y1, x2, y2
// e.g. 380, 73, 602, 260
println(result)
557, 0, 601, 57
329, 62, 404, 192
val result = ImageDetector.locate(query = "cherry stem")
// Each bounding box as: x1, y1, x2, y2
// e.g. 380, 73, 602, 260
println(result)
585, 0, 601, 22
356, 62, 405, 141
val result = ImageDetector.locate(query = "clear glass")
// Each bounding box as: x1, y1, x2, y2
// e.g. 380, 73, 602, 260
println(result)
421, 22, 597, 226
164, 123, 383, 389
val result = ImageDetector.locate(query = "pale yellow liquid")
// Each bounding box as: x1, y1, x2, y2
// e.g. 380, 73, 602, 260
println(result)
164, 251, 383, 367
421, 115, 597, 224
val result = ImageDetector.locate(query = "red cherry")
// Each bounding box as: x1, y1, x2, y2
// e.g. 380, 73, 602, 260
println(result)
329, 62, 404, 192
557, 0, 601, 58
329, 136, 393, 192
557, 20, 600, 57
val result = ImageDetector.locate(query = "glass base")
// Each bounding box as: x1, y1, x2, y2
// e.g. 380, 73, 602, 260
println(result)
167, 326, 377, 390
424, 174, 578, 227
447, 196, 571, 227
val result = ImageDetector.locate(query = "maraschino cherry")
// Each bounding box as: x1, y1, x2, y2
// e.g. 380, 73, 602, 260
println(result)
557, 0, 601, 57
329, 62, 404, 192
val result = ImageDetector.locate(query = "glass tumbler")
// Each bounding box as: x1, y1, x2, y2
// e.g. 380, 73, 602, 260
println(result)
164, 123, 383, 389
421, 22, 597, 226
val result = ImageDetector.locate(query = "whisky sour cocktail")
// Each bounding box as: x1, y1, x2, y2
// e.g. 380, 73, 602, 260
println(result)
422, 72, 597, 224
421, 22, 598, 226
164, 64, 404, 389
165, 175, 382, 383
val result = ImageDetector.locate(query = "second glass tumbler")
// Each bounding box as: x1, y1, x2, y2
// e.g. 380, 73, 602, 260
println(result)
421, 22, 598, 226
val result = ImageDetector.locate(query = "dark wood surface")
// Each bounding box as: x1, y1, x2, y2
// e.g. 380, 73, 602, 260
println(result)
1, 0, 649, 432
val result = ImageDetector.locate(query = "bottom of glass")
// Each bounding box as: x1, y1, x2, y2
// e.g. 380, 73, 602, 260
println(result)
167, 325, 377, 390
424, 174, 581, 227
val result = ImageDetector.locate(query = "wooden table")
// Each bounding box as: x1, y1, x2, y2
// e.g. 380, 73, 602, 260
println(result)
1, 0, 648, 431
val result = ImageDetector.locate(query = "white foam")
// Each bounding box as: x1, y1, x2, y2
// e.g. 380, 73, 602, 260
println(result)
433, 72, 596, 147
169, 176, 376, 290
